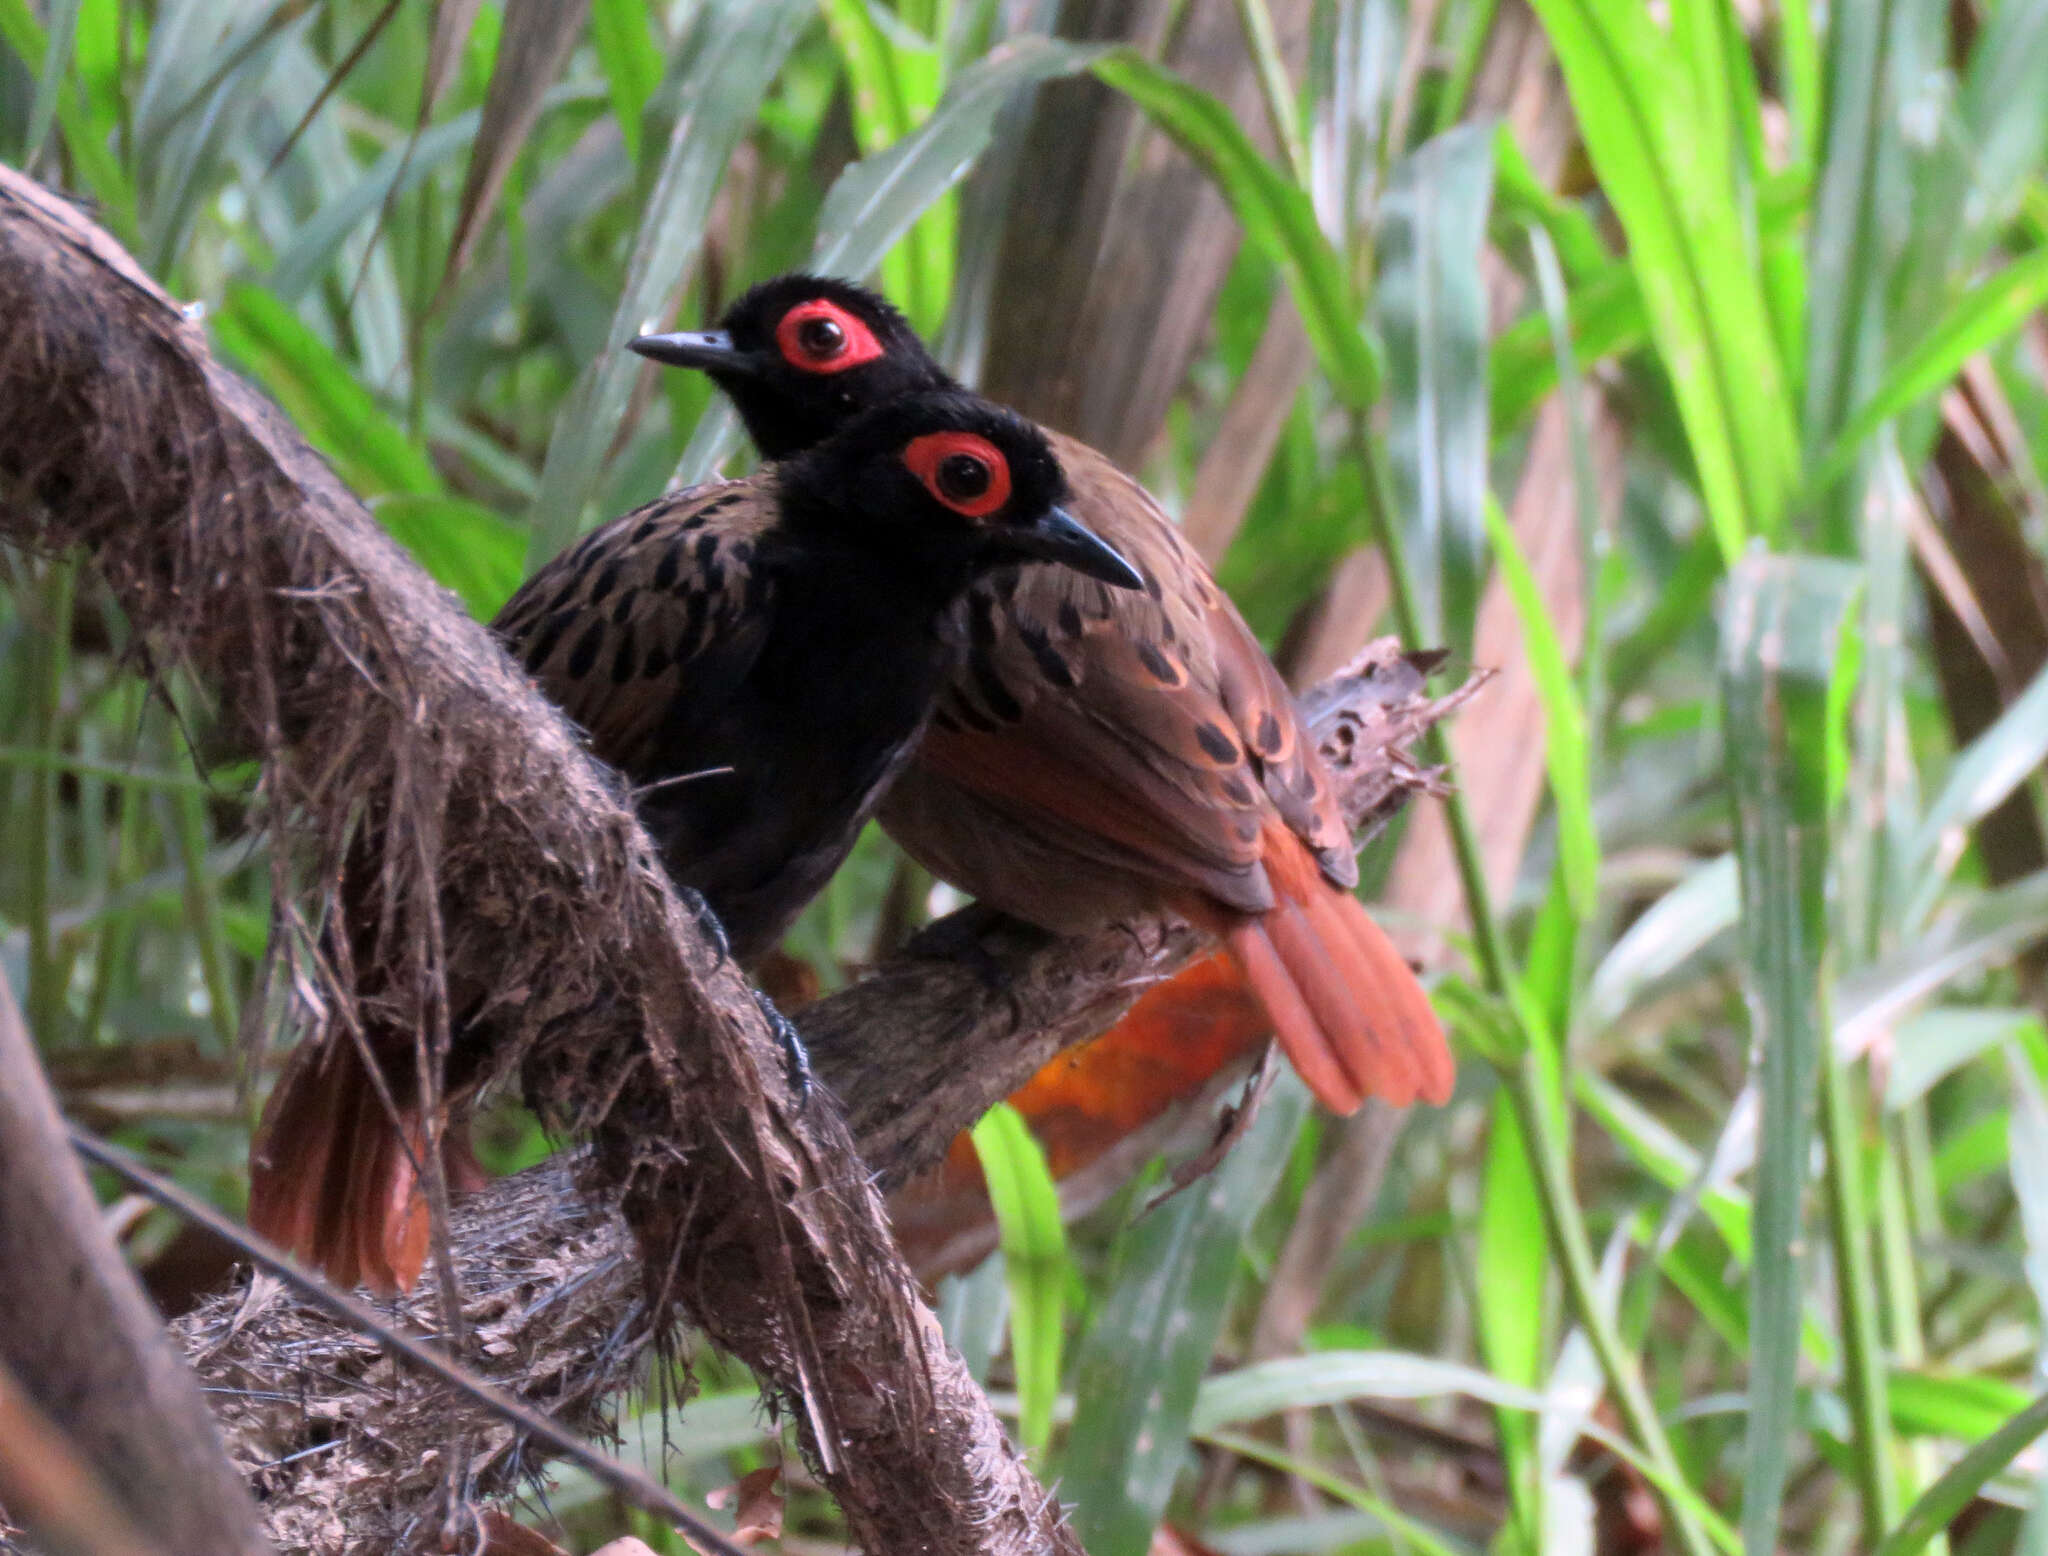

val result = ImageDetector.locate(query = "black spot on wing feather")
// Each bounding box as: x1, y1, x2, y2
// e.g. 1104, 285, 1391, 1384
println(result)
522, 612, 572, 674
566, 620, 606, 682
643, 640, 672, 679
588, 561, 622, 606
968, 650, 1023, 723
695, 533, 725, 593
610, 621, 639, 685
1195, 721, 1240, 765
1254, 710, 1284, 757
543, 573, 584, 617
679, 590, 710, 656
1018, 623, 1076, 688
610, 588, 640, 625
653, 537, 687, 590
1136, 641, 1185, 687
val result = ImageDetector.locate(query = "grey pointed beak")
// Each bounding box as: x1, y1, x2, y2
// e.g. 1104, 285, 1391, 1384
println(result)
627, 329, 761, 375
1002, 505, 1145, 589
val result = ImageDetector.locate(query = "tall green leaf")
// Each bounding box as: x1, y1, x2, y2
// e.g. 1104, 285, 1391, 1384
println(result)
1374, 123, 1494, 647
969, 1102, 1071, 1464
210, 283, 442, 499
1484, 493, 1597, 918
1062, 1076, 1307, 1556
1801, 0, 1941, 548
1092, 49, 1381, 408
1526, 0, 1799, 556
1721, 552, 1863, 1555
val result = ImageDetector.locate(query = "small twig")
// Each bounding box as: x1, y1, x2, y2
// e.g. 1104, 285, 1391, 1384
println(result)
67, 1125, 752, 1556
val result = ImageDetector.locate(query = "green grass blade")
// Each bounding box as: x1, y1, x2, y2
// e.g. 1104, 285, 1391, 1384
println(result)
1884, 1007, 2042, 1110
210, 284, 442, 499
590, 0, 662, 166
1196, 1430, 1467, 1556
0, 0, 135, 241
1306, 0, 1403, 247
1374, 124, 1494, 646
1092, 49, 1381, 408
1478, 1094, 1548, 1545
1484, 492, 1597, 918
24, 0, 83, 167
1720, 552, 1864, 1555
527, 0, 814, 567
1897, 0, 2048, 324
969, 1102, 1070, 1464
1490, 259, 1646, 437
819, 0, 948, 326
1808, 243, 2048, 498
1838, 870, 2048, 1050
1875, 1393, 2048, 1556
1525, 0, 1798, 555
1582, 854, 1737, 1034
813, 37, 1100, 279
1198, 1355, 1740, 1555
1063, 1075, 1307, 1556
1799, 0, 1935, 545
1195, 1350, 1551, 1427
268, 104, 491, 302
1912, 650, 2048, 881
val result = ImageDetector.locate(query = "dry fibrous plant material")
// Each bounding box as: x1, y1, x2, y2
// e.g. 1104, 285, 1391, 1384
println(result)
0, 163, 1466, 1552
178, 639, 1469, 1547
0, 165, 1071, 1556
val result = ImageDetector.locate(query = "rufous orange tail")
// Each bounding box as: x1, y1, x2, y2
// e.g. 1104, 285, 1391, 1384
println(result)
1211, 823, 1453, 1113
247, 1037, 483, 1295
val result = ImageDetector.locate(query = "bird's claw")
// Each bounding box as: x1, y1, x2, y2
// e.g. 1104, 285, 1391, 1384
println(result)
752, 987, 813, 1106
678, 886, 731, 967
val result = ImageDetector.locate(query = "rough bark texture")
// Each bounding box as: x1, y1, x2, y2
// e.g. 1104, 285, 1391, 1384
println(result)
0, 164, 1071, 1556
0, 970, 272, 1556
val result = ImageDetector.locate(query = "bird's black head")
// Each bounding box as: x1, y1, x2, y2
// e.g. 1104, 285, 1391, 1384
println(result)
777, 390, 1141, 598
628, 274, 947, 459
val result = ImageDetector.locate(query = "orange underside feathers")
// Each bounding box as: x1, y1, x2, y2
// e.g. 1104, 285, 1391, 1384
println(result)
247, 1038, 483, 1295
1197, 819, 1453, 1114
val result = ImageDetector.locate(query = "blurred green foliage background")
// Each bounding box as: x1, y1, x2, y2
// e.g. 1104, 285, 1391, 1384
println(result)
7, 0, 2048, 1551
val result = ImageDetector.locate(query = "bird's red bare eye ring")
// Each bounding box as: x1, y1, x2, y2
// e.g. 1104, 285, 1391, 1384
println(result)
775, 299, 885, 374
903, 432, 1012, 518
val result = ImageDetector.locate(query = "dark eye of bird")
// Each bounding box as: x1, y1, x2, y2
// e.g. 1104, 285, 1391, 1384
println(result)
797, 315, 845, 358
937, 453, 991, 502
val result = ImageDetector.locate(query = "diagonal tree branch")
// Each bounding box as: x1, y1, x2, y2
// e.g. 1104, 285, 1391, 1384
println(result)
0, 162, 1072, 1556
